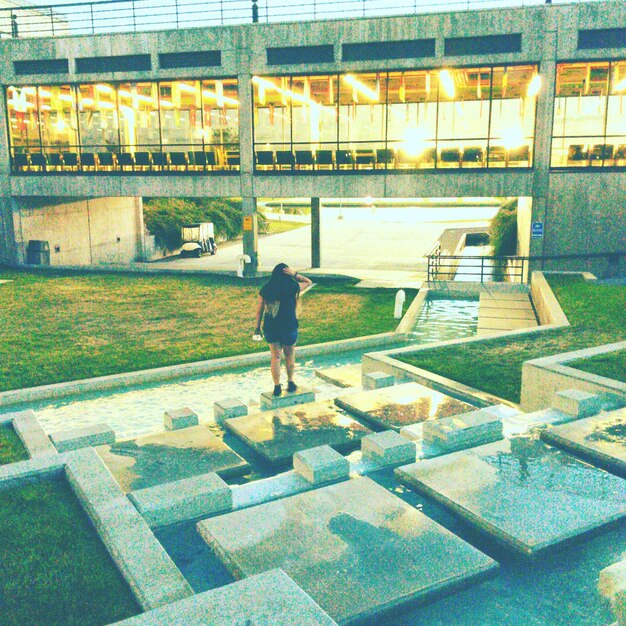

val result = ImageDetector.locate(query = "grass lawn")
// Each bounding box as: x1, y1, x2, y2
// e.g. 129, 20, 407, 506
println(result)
569, 349, 626, 383
263, 218, 307, 235
0, 477, 140, 626
0, 424, 29, 465
398, 275, 626, 404
0, 268, 412, 392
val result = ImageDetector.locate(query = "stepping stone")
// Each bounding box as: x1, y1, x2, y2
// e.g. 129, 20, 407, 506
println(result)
362, 371, 394, 390
49, 423, 115, 452
396, 433, 626, 556
293, 445, 350, 484
112, 569, 338, 625
129, 472, 232, 528
223, 401, 371, 466
96, 425, 250, 492
540, 407, 626, 477
315, 364, 362, 388
164, 407, 198, 431
335, 382, 475, 431
197, 477, 497, 624
213, 398, 248, 425
419, 408, 503, 452
260, 387, 315, 410
362, 430, 416, 466
551, 389, 605, 418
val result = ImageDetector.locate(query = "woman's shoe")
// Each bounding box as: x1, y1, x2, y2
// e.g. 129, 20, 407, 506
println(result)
287, 381, 297, 393
273, 384, 282, 397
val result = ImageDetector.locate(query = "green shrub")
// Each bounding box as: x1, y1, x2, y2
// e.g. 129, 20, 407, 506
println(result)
489, 199, 518, 257
143, 197, 246, 251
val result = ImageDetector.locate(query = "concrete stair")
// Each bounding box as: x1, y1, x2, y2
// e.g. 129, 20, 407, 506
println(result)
477, 291, 538, 336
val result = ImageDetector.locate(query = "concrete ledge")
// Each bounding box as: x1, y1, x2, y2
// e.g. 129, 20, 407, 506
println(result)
11, 410, 57, 457
0, 332, 399, 411
293, 445, 350, 485
421, 408, 503, 451
600, 559, 626, 600
530, 271, 569, 327
163, 407, 198, 431
49, 423, 116, 452
361, 430, 416, 466
521, 341, 626, 412
552, 389, 605, 418
110, 569, 338, 625
129, 472, 232, 528
213, 398, 248, 424
0, 453, 64, 491
362, 371, 394, 390
64, 448, 193, 610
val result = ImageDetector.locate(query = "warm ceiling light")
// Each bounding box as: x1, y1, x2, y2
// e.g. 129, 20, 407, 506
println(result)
177, 82, 197, 93
202, 90, 239, 106
21, 87, 36, 95
40, 104, 52, 111
527, 74, 542, 98
96, 84, 114, 93
439, 70, 455, 99
80, 97, 94, 106
59, 93, 74, 102
38, 89, 52, 98
98, 101, 115, 109
118, 90, 132, 98
613, 77, 626, 93
160, 99, 174, 108
137, 94, 153, 103
343, 74, 379, 101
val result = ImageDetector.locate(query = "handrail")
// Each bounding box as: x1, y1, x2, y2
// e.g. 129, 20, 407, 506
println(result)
0, 0, 604, 40
427, 251, 626, 283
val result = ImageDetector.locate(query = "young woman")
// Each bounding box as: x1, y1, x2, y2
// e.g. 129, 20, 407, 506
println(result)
254, 263, 312, 396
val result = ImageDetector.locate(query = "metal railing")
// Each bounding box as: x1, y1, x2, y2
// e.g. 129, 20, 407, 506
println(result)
0, 0, 604, 39
427, 251, 626, 283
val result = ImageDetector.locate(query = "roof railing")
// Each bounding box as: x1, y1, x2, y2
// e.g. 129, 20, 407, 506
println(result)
0, 0, 603, 40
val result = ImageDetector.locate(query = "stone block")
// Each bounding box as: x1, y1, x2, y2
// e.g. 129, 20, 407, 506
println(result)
11, 410, 56, 457
552, 389, 603, 418
213, 398, 248, 425
130, 472, 232, 527
293, 445, 350, 484
362, 371, 395, 390
422, 409, 503, 451
362, 430, 416, 466
164, 407, 199, 431
599, 559, 626, 599
49, 423, 115, 452
260, 387, 315, 410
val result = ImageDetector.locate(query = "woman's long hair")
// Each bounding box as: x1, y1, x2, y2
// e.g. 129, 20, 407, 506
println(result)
261, 263, 299, 317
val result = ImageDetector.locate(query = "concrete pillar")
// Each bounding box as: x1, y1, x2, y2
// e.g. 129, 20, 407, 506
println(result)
242, 197, 259, 276
311, 197, 321, 268
529, 6, 558, 270
0, 188, 19, 265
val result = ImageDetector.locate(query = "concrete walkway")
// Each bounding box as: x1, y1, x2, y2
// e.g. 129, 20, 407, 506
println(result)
477, 292, 539, 337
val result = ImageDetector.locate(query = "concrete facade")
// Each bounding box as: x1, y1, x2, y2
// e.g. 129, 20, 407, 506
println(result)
0, 2, 624, 270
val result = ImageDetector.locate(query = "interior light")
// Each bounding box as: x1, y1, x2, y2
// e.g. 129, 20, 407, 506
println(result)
80, 97, 94, 106
343, 74, 379, 102
56, 119, 67, 131
527, 74, 542, 98
177, 82, 197, 94
613, 77, 626, 93
202, 90, 239, 106
40, 104, 52, 111
118, 90, 132, 98
96, 84, 114, 93
38, 89, 52, 98
98, 101, 115, 109
160, 100, 174, 108
401, 127, 428, 156
59, 93, 74, 102
500, 127, 525, 150
137, 94, 153, 104
439, 70, 455, 99
22, 87, 36, 95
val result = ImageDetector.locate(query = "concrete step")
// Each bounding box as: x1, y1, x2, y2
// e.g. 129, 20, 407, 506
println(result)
260, 387, 316, 410
477, 317, 538, 331
315, 364, 362, 388
479, 299, 536, 310
478, 308, 538, 320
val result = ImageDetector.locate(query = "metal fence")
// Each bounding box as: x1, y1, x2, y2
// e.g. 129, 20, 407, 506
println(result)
427, 251, 626, 283
0, 0, 604, 39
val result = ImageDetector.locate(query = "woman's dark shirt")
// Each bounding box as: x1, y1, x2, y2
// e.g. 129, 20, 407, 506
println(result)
260, 279, 299, 332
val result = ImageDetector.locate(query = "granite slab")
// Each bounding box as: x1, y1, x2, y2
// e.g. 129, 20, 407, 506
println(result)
96, 425, 250, 492
396, 433, 626, 556
335, 382, 475, 431
224, 401, 371, 466
540, 407, 626, 477
198, 477, 497, 625
315, 365, 362, 388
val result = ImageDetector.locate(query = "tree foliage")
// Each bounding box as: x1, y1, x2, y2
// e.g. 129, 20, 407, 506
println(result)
142, 197, 266, 251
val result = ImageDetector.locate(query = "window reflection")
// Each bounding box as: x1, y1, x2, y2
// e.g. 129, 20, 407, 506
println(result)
552, 60, 626, 168
252, 64, 538, 171
6, 78, 239, 172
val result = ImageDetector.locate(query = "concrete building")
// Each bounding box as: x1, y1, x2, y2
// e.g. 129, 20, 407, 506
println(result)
0, 1, 624, 274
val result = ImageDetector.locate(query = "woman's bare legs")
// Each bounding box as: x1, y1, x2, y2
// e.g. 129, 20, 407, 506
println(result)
269, 343, 282, 385
283, 344, 296, 384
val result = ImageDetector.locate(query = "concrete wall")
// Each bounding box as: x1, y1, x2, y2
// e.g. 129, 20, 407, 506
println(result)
12, 197, 144, 265
0, 1, 624, 267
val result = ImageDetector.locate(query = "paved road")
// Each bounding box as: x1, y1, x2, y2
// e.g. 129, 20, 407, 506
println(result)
150, 206, 494, 280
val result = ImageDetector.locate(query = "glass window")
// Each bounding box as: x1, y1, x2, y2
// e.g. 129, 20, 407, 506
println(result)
6, 85, 41, 157
77, 82, 119, 157
38, 85, 79, 155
